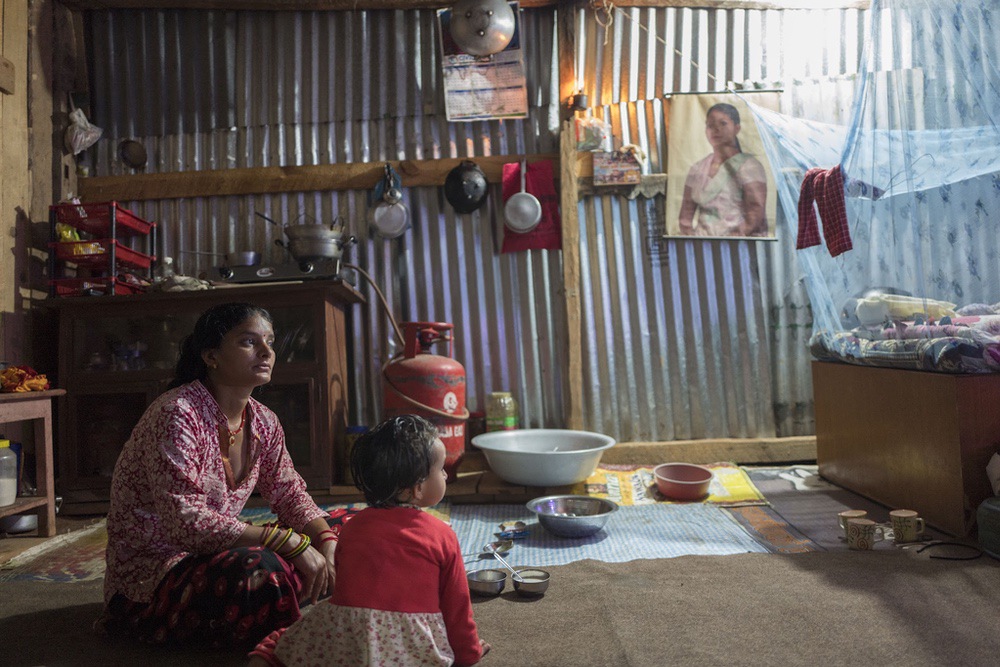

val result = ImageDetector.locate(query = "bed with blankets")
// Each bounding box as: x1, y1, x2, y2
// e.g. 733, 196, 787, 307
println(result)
809, 294, 1000, 374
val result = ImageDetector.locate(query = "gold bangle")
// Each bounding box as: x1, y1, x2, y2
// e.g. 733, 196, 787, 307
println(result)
285, 533, 311, 559
272, 527, 294, 552
260, 525, 276, 547
265, 526, 284, 549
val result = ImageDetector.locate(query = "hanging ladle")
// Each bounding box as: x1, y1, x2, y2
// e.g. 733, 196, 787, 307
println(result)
482, 542, 523, 582
503, 158, 542, 233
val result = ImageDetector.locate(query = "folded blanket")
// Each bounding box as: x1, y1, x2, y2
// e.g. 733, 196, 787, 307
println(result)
855, 293, 958, 326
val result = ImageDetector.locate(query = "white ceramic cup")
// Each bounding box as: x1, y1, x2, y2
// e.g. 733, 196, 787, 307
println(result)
847, 518, 886, 550
838, 509, 868, 537
889, 509, 926, 543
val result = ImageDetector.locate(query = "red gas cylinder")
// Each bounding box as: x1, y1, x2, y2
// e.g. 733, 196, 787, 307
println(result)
383, 322, 469, 481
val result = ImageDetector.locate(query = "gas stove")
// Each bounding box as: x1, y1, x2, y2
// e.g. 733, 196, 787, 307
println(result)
212, 258, 345, 283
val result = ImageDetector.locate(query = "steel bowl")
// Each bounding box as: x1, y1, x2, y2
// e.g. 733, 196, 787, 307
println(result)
526, 495, 618, 538
467, 568, 507, 597
471, 429, 616, 487
180, 250, 260, 267
512, 568, 550, 597
0, 513, 38, 534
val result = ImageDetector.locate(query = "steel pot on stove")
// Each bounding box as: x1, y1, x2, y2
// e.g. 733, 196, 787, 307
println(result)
275, 215, 353, 263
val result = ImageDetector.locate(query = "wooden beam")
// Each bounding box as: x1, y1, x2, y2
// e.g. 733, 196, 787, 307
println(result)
59, 0, 869, 10
557, 7, 584, 431
30, 0, 59, 227
559, 121, 583, 431
557, 0, 580, 123
603, 436, 818, 466
579, 0, 869, 7
0, 57, 14, 95
78, 153, 558, 202
61, 0, 559, 10
2, 0, 31, 316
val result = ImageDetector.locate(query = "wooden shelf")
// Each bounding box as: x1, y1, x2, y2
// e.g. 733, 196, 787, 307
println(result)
78, 154, 559, 203
51, 283, 361, 511
0, 495, 49, 520
0, 389, 65, 536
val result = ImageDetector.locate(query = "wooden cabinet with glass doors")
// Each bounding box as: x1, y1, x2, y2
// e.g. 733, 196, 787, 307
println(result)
48, 281, 362, 514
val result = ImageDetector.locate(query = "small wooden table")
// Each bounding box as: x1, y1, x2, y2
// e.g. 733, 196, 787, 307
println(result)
813, 362, 999, 536
0, 389, 65, 537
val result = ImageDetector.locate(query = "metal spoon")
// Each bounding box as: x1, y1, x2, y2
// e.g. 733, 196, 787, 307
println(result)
463, 539, 512, 560
483, 542, 524, 582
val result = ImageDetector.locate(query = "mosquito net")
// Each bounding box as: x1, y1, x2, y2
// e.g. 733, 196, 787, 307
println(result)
750, 0, 1000, 373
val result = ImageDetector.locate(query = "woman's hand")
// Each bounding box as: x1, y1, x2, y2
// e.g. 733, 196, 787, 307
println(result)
316, 537, 337, 591
289, 545, 331, 605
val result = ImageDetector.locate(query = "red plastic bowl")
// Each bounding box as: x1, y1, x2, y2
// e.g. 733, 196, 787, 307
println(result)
653, 463, 714, 501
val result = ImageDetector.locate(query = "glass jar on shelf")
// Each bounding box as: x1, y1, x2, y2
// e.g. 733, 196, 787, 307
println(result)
0, 439, 18, 507
486, 391, 519, 431
154, 256, 175, 283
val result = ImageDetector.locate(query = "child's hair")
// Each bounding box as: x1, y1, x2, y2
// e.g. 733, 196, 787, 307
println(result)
350, 415, 439, 507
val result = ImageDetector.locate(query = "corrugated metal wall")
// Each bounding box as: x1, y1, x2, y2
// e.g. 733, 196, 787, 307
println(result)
574, 5, 866, 439
84, 4, 866, 441
86, 8, 563, 431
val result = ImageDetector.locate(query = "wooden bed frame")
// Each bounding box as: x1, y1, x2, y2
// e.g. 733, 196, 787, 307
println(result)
812, 361, 1000, 536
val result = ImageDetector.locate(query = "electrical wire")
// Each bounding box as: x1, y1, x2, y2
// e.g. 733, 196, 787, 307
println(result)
343, 262, 469, 421
593, 1, 722, 88
343, 262, 404, 348
914, 541, 983, 561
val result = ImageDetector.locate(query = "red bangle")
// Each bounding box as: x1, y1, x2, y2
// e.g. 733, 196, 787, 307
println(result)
319, 534, 338, 544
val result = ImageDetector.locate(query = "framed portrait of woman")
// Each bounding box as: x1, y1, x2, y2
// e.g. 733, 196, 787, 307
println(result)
664, 92, 780, 240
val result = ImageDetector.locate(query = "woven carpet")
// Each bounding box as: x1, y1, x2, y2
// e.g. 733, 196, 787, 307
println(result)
0, 470, 798, 583
469, 551, 1000, 667
571, 462, 768, 506
725, 504, 821, 554
458, 502, 773, 572
0, 504, 432, 583
0, 520, 109, 583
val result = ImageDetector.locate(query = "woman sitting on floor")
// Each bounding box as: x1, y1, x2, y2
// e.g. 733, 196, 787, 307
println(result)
97, 302, 357, 649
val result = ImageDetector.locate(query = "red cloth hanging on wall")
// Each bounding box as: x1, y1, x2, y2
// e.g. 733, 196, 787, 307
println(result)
501, 160, 562, 254
796, 165, 852, 257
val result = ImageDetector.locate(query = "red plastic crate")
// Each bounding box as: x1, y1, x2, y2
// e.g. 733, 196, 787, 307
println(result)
52, 202, 156, 237
49, 277, 146, 298
49, 239, 155, 270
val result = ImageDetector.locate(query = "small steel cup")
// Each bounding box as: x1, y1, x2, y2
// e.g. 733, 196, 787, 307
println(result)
467, 569, 507, 596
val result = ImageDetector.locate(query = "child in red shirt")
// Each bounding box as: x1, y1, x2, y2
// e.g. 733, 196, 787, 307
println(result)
249, 415, 490, 666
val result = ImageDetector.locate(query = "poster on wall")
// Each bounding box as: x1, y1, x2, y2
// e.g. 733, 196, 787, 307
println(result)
437, 2, 529, 122
664, 92, 780, 240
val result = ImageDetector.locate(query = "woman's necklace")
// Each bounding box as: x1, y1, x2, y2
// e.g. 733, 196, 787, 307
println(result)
226, 407, 246, 447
